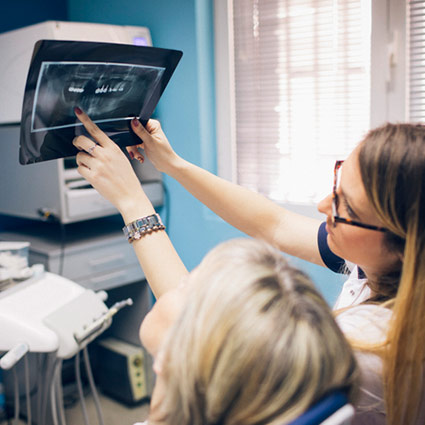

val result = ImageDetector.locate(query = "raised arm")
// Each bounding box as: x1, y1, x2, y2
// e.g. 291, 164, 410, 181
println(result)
128, 119, 324, 266
72, 109, 188, 298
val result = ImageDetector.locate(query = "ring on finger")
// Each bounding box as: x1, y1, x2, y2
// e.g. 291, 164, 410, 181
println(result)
87, 143, 97, 155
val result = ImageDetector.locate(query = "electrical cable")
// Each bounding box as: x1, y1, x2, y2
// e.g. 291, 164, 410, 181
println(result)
75, 351, 90, 425
58, 222, 66, 276
36, 211, 66, 276
23, 355, 31, 425
83, 347, 105, 425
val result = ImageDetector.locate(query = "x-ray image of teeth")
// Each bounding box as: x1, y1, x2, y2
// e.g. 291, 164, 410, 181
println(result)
19, 40, 183, 164
31, 62, 165, 132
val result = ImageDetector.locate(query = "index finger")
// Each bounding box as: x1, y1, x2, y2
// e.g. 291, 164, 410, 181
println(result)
74, 107, 113, 147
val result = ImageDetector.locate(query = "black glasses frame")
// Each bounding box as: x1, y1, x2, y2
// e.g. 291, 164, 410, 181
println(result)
332, 160, 387, 232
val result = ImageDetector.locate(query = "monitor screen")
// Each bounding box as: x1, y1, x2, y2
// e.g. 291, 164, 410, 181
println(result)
20, 40, 182, 164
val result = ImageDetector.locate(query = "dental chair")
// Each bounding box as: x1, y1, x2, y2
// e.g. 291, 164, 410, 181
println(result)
134, 391, 354, 425
288, 391, 355, 425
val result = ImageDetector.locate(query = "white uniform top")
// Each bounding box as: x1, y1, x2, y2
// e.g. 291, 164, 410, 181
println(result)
334, 266, 389, 424
318, 223, 425, 424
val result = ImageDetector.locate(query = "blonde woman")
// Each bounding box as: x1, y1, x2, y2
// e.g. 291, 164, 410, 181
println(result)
73, 109, 425, 424
142, 238, 358, 425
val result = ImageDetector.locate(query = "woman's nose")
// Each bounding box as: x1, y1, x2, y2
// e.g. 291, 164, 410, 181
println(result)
318, 193, 333, 216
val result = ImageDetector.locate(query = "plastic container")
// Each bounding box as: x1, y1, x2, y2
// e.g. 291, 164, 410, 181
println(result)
0, 241, 30, 270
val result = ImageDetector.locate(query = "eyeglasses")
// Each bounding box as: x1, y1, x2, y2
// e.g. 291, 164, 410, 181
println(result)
332, 160, 387, 232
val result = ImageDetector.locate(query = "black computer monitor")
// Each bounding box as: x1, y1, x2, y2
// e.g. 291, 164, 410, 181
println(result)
19, 39, 182, 164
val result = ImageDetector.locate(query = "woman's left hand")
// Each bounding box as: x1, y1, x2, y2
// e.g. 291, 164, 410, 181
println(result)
72, 108, 153, 218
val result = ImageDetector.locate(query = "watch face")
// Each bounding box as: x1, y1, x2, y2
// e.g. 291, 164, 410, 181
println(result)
19, 40, 182, 164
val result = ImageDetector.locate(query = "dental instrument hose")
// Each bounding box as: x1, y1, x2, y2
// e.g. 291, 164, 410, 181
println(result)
74, 298, 133, 344
83, 347, 105, 425
50, 359, 65, 425
41, 353, 58, 425
36, 354, 45, 425
55, 360, 67, 425
12, 367, 19, 425
50, 366, 59, 425
24, 355, 31, 425
75, 351, 90, 425
71, 298, 133, 425
0, 343, 31, 425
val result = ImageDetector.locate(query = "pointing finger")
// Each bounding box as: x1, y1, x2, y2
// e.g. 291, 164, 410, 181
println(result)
74, 107, 113, 148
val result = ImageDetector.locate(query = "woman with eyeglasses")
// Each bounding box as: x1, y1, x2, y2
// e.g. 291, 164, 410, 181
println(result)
72, 108, 424, 425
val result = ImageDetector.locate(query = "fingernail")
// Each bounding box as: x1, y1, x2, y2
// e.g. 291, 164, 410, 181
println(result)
132, 118, 139, 127
74, 107, 83, 115
129, 151, 134, 159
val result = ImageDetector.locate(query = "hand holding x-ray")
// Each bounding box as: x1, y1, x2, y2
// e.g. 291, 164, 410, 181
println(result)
72, 109, 154, 221
125, 118, 180, 176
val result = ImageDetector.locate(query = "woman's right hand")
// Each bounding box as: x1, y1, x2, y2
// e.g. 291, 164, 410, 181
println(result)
127, 119, 181, 175
72, 110, 155, 222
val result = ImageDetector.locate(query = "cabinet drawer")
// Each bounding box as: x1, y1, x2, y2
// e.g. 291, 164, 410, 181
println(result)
1, 224, 144, 290
48, 240, 138, 280
77, 264, 145, 291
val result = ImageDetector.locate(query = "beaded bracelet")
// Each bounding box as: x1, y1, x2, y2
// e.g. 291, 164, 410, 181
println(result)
122, 213, 165, 243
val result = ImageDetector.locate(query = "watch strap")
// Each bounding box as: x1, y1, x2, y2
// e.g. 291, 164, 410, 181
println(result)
122, 213, 165, 243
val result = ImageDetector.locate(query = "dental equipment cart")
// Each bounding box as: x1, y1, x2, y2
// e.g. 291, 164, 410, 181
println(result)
0, 238, 140, 424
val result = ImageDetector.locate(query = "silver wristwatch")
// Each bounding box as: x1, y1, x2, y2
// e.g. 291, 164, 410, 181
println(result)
122, 213, 165, 243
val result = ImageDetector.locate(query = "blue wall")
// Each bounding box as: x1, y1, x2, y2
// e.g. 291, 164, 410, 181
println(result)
0, 0, 344, 305
68, 0, 245, 268
67, 0, 344, 305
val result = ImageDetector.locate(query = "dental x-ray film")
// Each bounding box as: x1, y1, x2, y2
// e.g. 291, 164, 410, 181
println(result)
19, 40, 182, 164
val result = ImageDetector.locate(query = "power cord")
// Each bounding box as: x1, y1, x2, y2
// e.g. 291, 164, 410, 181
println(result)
36, 209, 66, 277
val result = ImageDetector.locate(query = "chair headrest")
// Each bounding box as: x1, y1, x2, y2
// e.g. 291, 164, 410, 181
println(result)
287, 391, 349, 425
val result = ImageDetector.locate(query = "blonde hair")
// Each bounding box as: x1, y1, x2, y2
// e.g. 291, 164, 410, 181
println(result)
155, 238, 358, 425
359, 123, 425, 424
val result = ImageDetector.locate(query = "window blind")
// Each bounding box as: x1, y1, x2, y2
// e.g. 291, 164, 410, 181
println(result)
409, 0, 425, 122
231, 0, 371, 203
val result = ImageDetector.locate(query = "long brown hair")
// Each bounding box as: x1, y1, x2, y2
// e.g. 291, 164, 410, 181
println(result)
359, 123, 425, 424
